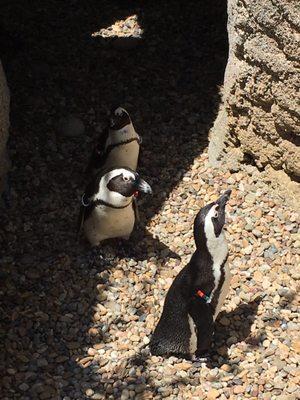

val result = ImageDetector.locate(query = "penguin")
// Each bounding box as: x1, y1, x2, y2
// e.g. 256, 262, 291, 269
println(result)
149, 189, 232, 359
78, 167, 152, 246
86, 107, 141, 175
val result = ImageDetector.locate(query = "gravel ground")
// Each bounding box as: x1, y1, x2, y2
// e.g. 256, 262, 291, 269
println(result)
0, 1, 299, 399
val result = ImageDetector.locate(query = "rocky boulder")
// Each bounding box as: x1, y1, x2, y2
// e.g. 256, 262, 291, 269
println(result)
209, 0, 300, 181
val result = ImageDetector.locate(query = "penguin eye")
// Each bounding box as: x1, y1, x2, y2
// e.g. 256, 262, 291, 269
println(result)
123, 175, 130, 182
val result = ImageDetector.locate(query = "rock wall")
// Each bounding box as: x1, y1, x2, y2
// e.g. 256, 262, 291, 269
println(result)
0, 60, 10, 195
209, 0, 300, 180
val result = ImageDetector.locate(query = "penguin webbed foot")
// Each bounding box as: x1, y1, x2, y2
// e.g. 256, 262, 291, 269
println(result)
193, 351, 211, 364
150, 341, 192, 360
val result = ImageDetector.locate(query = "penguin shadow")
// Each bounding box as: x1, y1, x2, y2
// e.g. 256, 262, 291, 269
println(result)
103, 349, 189, 398
77, 228, 180, 266
122, 227, 180, 261
79, 293, 262, 399
207, 296, 263, 368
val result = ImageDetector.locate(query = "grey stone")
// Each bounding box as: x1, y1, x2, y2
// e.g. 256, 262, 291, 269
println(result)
19, 383, 30, 391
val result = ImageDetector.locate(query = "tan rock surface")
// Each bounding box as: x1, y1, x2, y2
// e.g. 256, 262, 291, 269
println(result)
209, 0, 300, 183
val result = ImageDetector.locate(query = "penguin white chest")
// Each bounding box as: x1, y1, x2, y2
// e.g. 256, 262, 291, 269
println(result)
204, 223, 230, 320
104, 141, 139, 171
188, 315, 198, 354
213, 261, 231, 320
84, 205, 135, 246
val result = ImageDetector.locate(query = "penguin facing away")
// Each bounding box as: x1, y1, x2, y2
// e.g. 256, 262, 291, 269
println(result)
150, 190, 232, 359
78, 167, 152, 246
86, 107, 141, 175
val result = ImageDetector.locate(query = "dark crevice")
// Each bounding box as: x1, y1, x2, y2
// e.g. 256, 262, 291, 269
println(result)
276, 124, 300, 147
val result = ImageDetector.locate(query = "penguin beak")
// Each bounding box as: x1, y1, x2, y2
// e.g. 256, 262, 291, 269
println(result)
216, 189, 232, 208
135, 178, 153, 195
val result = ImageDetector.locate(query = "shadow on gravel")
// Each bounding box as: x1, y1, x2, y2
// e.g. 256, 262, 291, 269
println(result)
208, 296, 263, 368
0, 0, 227, 398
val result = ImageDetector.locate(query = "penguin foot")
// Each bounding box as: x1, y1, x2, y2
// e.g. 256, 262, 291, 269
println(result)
193, 351, 211, 364
193, 355, 208, 362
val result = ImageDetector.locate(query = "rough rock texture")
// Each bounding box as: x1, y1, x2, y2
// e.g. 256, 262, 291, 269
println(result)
209, 0, 300, 181
0, 60, 10, 194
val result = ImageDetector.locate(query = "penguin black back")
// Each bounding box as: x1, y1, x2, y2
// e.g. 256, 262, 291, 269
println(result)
85, 126, 110, 174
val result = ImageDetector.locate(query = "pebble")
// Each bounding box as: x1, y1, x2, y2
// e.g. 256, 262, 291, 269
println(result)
253, 229, 263, 238
220, 364, 231, 372
143, 336, 150, 345
207, 388, 220, 399
37, 358, 48, 367
86, 389, 94, 396
207, 369, 219, 381
175, 362, 192, 371
19, 383, 30, 392
233, 385, 245, 394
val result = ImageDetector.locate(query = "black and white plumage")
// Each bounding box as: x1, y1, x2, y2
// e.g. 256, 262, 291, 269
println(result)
78, 167, 152, 246
86, 107, 141, 175
149, 190, 232, 359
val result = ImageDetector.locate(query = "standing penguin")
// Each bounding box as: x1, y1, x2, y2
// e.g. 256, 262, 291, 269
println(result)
78, 167, 152, 246
150, 190, 232, 359
86, 107, 141, 175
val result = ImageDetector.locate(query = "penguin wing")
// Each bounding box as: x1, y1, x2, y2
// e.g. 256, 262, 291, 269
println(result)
76, 204, 86, 240
189, 299, 214, 357
85, 127, 109, 174
85, 147, 105, 174
77, 187, 96, 240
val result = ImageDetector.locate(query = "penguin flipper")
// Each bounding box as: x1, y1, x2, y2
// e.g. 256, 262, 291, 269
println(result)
76, 205, 86, 241
85, 148, 105, 174
85, 127, 109, 174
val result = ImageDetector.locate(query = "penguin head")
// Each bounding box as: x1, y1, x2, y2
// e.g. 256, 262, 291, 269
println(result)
194, 189, 231, 248
109, 107, 131, 130
88, 167, 152, 208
